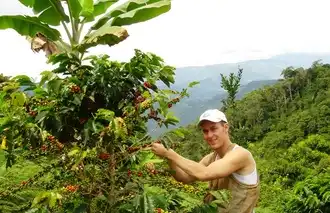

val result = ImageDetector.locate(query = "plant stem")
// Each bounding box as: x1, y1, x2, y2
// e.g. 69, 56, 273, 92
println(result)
65, 0, 80, 57
77, 18, 86, 60
61, 21, 72, 45
73, 19, 80, 44
79, 52, 85, 61
70, 20, 77, 45
77, 18, 86, 42
65, 0, 78, 46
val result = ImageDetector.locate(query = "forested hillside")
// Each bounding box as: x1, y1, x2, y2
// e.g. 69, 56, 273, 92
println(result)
149, 52, 330, 137
148, 79, 278, 137
0, 0, 329, 212
166, 61, 330, 212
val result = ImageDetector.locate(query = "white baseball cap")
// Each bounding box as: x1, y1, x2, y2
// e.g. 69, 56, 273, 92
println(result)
198, 109, 228, 125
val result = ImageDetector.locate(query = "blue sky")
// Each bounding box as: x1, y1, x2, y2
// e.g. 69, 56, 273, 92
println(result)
1, 0, 330, 79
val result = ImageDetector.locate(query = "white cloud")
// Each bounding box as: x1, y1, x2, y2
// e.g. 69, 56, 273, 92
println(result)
0, 0, 330, 79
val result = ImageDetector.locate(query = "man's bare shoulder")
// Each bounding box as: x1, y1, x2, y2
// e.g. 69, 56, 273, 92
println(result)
224, 146, 252, 165
233, 146, 252, 157
199, 152, 216, 166
226, 146, 256, 173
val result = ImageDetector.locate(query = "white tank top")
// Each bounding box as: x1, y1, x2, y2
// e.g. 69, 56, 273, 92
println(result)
216, 145, 258, 185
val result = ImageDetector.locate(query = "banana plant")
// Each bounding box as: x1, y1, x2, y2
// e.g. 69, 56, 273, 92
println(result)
0, 0, 171, 57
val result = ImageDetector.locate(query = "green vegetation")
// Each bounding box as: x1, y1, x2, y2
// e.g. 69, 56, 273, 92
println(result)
0, 0, 329, 212
165, 61, 330, 212
3, 60, 329, 212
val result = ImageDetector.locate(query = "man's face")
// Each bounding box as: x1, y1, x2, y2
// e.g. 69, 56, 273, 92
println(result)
200, 120, 228, 150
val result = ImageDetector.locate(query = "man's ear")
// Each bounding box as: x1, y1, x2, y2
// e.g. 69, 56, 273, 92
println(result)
224, 123, 229, 133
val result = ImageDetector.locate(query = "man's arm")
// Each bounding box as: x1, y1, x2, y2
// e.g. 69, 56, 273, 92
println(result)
168, 154, 213, 184
165, 148, 248, 181
168, 160, 195, 183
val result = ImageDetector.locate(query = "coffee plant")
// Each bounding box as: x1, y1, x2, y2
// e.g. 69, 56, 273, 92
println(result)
0, 0, 229, 212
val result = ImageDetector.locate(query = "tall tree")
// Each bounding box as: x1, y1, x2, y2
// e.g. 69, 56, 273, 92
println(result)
220, 66, 243, 111
0, 74, 10, 84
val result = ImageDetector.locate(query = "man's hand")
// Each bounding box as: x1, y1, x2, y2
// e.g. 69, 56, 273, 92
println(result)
151, 142, 169, 157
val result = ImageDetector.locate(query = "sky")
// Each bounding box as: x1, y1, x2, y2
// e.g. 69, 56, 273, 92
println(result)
1, 0, 330, 79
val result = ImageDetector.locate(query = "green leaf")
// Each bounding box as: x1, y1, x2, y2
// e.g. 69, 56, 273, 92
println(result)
0, 15, 61, 41
32, 191, 49, 207
10, 92, 27, 106
68, 146, 81, 156
19, 0, 35, 7
72, 95, 83, 105
35, 111, 48, 124
33, 87, 48, 97
78, 0, 94, 18
91, 0, 165, 30
165, 112, 179, 123
95, 109, 115, 121
93, 0, 118, 17
144, 158, 163, 164
172, 129, 185, 138
2, 82, 20, 92
77, 25, 128, 52
188, 81, 200, 88
56, 193, 63, 200
35, 0, 70, 26
67, 0, 82, 19
47, 79, 63, 93
48, 192, 62, 207
142, 91, 151, 98
109, 0, 163, 17
12, 75, 36, 87
110, 0, 171, 26
49, 192, 57, 208
39, 71, 57, 86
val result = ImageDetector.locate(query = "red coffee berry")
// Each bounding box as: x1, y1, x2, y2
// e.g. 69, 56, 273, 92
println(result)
143, 82, 152, 89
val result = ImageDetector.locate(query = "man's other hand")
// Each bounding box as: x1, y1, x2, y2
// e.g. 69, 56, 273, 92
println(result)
151, 142, 169, 157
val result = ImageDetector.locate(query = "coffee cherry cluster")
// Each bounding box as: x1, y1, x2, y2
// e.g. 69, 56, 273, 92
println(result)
47, 135, 55, 141
140, 99, 152, 109
135, 95, 145, 104
25, 99, 51, 113
65, 185, 79, 192
154, 208, 166, 213
46, 135, 64, 150
70, 85, 81, 93
98, 152, 110, 160
127, 146, 143, 154
127, 168, 159, 178
127, 169, 132, 177
148, 109, 158, 119
167, 97, 181, 108
28, 110, 37, 117
79, 117, 88, 124
143, 81, 152, 89
34, 135, 64, 154
41, 145, 47, 152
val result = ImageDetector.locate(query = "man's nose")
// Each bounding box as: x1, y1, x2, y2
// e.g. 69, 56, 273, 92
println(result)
206, 131, 213, 138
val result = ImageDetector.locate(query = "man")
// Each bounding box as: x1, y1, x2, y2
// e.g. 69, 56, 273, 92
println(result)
151, 109, 260, 213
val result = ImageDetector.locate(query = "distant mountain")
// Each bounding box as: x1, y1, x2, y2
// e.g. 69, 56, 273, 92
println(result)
148, 79, 278, 137
148, 52, 330, 137
173, 52, 330, 85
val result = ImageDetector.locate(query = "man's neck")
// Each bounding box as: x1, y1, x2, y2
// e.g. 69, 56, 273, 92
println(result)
215, 139, 233, 158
